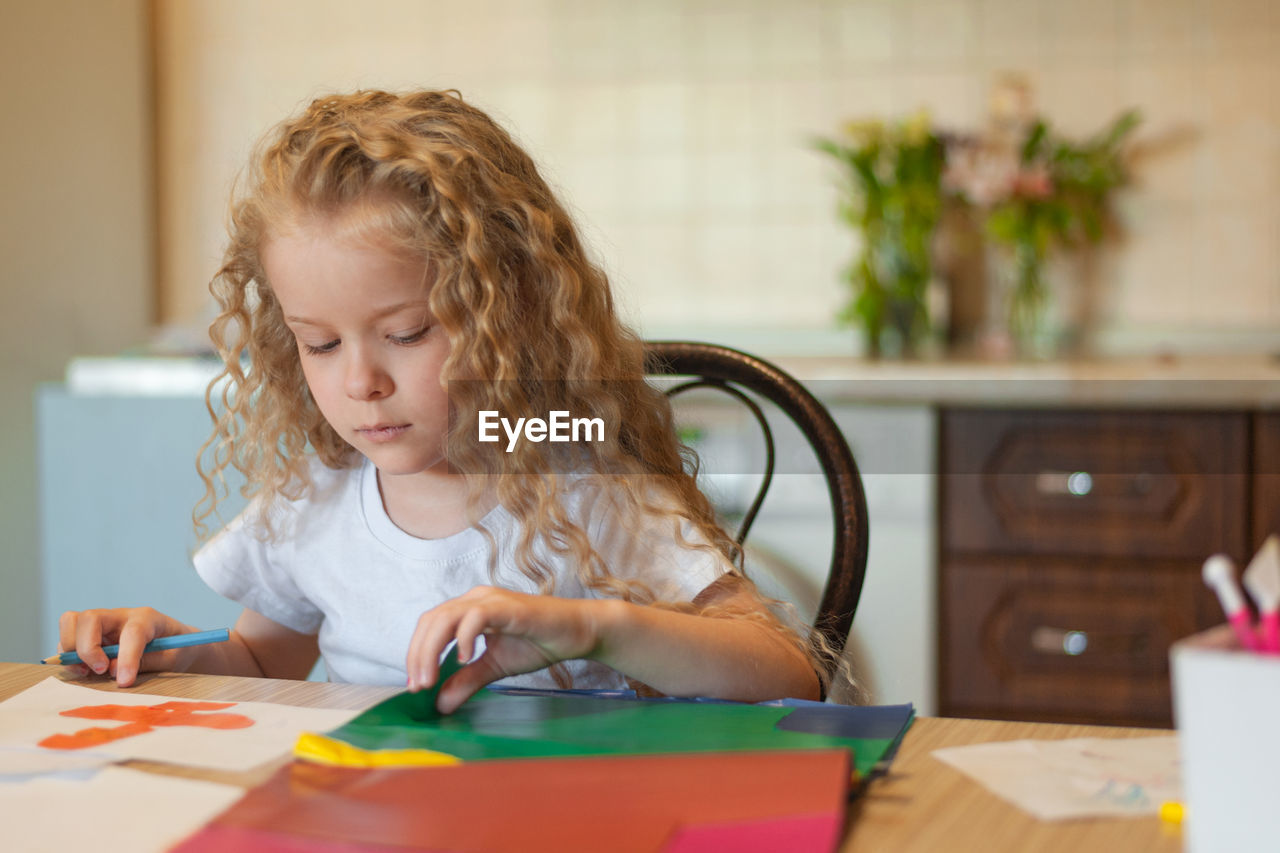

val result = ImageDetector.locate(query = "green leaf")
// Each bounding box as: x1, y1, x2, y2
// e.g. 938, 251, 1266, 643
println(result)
1021, 119, 1049, 162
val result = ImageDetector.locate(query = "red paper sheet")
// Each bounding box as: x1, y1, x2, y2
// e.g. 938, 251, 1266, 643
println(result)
173, 750, 849, 853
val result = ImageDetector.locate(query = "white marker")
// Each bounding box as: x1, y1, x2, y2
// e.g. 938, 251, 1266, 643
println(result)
1203, 554, 1259, 651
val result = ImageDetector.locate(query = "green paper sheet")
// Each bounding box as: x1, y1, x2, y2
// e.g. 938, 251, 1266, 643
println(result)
320, 659, 911, 778
373, 645, 466, 723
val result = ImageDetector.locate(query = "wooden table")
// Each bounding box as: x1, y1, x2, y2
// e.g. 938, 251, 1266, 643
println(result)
0, 663, 1182, 852
844, 714, 1183, 853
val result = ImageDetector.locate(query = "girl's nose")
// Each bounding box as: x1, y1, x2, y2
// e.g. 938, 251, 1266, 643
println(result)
344, 351, 393, 400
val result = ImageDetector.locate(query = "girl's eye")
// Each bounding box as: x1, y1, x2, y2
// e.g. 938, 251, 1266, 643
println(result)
390, 326, 430, 345
303, 339, 340, 355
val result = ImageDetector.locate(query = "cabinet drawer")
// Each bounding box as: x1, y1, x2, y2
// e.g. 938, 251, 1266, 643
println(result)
941, 409, 1248, 559
940, 558, 1218, 726
1254, 413, 1280, 552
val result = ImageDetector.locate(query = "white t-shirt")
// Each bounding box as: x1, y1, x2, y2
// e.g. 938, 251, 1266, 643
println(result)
193, 457, 729, 687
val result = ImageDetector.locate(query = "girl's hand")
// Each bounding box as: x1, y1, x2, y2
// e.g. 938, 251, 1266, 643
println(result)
57, 607, 196, 687
405, 586, 604, 714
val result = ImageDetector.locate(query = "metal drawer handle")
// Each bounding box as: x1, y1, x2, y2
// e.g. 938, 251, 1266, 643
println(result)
1030, 626, 1148, 656
1034, 470, 1093, 496
1031, 626, 1090, 655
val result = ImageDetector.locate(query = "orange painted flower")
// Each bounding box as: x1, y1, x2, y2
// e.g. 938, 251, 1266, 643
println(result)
38, 701, 254, 750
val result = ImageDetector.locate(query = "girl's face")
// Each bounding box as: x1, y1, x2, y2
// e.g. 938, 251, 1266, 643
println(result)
262, 221, 452, 480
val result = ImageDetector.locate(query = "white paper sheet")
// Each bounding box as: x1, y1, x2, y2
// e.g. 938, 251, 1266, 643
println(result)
0, 745, 113, 778
932, 735, 1182, 820
0, 677, 358, 772
0, 765, 244, 853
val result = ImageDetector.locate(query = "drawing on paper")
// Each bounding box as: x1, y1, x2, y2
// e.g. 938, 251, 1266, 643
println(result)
38, 700, 254, 750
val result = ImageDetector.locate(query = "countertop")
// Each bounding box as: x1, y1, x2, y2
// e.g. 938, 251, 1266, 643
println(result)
767, 352, 1280, 408
61, 352, 1280, 408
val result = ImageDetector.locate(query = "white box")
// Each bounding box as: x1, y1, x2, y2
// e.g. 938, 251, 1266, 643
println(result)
1170, 624, 1280, 851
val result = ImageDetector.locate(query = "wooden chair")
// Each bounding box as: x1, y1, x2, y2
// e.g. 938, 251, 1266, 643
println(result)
644, 341, 870, 660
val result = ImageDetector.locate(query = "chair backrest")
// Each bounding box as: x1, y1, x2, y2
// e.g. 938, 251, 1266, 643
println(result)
643, 340, 870, 659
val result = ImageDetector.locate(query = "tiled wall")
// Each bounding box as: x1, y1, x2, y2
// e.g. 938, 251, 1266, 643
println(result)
157, 0, 1279, 353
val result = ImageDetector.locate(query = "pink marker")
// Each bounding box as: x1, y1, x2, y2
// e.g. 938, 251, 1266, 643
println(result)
1203, 554, 1259, 651
1242, 536, 1280, 654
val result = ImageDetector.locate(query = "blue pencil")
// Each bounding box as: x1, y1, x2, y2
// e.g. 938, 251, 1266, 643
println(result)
41, 628, 231, 666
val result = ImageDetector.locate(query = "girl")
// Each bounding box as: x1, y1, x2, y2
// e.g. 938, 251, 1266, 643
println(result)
58, 90, 823, 712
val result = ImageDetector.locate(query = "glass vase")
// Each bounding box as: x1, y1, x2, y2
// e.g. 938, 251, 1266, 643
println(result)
992, 245, 1058, 360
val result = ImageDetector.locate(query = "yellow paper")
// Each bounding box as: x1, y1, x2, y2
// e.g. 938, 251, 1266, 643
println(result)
294, 731, 460, 767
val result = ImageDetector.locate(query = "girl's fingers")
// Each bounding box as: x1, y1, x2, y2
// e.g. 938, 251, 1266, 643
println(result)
407, 607, 464, 691
57, 611, 78, 660
73, 612, 112, 675
407, 596, 510, 691
406, 590, 537, 695
407, 624, 443, 690
436, 660, 497, 715
55, 607, 187, 685
55, 618, 88, 677
454, 607, 495, 665
114, 620, 158, 687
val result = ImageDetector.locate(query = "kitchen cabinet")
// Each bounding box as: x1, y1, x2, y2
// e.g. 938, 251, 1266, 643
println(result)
1254, 412, 1280, 552
938, 408, 1266, 727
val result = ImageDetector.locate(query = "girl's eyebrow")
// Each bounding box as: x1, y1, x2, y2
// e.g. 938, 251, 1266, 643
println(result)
284, 301, 432, 327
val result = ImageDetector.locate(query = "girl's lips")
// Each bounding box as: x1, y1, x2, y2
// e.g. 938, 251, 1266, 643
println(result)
357, 424, 410, 443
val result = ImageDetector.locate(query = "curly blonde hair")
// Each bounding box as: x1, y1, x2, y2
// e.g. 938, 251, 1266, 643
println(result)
195, 89, 832, 691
